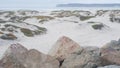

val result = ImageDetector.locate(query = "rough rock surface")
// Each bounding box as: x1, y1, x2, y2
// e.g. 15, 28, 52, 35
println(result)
98, 65, 120, 68
48, 36, 83, 61
0, 43, 59, 68
61, 46, 102, 68
100, 39, 120, 65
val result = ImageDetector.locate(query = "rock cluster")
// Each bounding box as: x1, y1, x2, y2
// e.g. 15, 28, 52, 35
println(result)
61, 46, 101, 68
98, 65, 120, 68
48, 36, 120, 68
0, 36, 120, 68
0, 43, 59, 68
100, 39, 120, 65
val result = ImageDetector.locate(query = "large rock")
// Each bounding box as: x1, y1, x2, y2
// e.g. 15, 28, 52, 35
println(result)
0, 43, 59, 68
98, 65, 120, 68
24, 49, 59, 68
0, 43, 28, 68
61, 46, 102, 68
48, 36, 83, 61
100, 39, 120, 65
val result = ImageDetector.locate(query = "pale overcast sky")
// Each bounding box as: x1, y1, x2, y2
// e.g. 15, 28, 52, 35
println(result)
0, 0, 120, 9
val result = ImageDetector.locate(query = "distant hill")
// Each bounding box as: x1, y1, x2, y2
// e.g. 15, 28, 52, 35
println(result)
56, 3, 120, 7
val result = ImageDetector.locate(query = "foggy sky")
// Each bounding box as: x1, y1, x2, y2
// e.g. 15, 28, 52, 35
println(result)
0, 0, 120, 9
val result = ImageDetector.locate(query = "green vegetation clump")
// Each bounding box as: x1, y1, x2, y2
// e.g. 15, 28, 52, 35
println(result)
0, 28, 5, 31
92, 23, 104, 30
110, 18, 114, 22
36, 26, 47, 32
3, 24, 19, 32
80, 16, 94, 21
22, 16, 31, 21
4, 24, 19, 28
20, 26, 47, 37
33, 25, 47, 35
0, 19, 7, 23
51, 10, 78, 17
20, 28, 34, 37
33, 16, 54, 20
39, 19, 48, 23
0, 24, 19, 33
51, 10, 93, 18
0, 23, 47, 37
0, 33, 17, 40
30, 16, 54, 23
87, 21, 96, 24
55, 11, 74, 17
34, 16, 54, 20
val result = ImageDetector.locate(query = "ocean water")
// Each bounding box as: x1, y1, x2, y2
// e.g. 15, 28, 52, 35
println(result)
0, 6, 120, 11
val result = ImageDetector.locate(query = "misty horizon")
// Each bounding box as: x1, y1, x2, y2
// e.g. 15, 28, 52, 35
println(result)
0, 0, 120, 9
